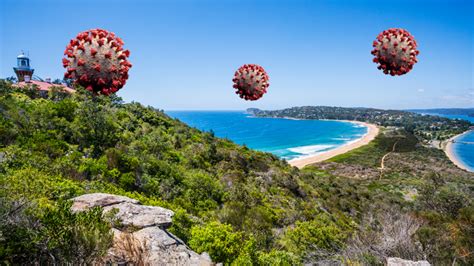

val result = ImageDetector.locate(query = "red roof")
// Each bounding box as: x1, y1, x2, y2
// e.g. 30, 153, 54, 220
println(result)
13, 80, 75, 93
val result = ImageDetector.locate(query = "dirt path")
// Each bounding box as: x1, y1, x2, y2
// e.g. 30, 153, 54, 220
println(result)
379, 140, 399, 178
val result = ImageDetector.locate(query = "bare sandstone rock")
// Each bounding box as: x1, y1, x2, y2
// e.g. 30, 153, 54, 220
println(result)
386, 257, 430, 266
71, 193, 212, 265
71, 193, 139, 212
103, 202, 174, 229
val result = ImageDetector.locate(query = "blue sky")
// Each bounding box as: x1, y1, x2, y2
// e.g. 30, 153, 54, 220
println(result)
1, 0, 473, 110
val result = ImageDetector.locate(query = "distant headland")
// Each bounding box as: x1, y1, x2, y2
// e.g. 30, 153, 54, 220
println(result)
248, 106, 474, 172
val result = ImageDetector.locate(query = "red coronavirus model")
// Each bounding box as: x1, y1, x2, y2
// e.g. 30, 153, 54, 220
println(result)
62, 29, 132, 95
232, 64, 270, 101
371, 28, 419, 76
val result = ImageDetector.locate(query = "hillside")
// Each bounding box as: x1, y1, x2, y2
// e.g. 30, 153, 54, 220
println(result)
0, 81, 473, 265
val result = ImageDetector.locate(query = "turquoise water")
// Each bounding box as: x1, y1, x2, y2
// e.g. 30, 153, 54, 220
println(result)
166, 111, 367, 160
453, 130, 474, 171
414, 112, 474, 172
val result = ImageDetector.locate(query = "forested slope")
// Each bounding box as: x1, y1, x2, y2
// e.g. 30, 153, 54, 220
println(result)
0, 81, 472, 265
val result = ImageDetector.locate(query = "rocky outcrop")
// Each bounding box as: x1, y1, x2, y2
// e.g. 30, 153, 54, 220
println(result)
386, 257, 430, 266
72, 193, 140, 211
71, 193, 212, 265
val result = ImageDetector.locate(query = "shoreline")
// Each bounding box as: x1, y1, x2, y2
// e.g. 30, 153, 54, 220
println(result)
287, 120, 379, 169
444, 130, 473, 172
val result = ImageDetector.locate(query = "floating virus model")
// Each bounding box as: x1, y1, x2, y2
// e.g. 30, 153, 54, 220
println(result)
62, 29, 132, 95
371, 28, 419, 76
232, 64, 270, 101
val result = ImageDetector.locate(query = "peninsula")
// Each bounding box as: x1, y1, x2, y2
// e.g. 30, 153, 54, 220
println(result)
249, 106, 473, 170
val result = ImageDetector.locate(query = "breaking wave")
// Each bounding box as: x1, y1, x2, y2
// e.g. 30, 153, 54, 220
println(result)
288, 144, 336, 155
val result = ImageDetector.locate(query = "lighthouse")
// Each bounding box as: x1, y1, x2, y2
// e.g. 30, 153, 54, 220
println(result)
12, 52, 75, 94
13, 52, 34, 82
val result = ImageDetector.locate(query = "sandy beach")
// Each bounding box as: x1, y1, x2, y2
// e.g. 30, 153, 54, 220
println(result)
444, 131, 472, 172
288, 121, 379, 168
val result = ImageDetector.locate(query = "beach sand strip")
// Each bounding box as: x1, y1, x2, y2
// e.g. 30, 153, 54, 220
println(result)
444, 131, 472, 172
288, 121, 379, 169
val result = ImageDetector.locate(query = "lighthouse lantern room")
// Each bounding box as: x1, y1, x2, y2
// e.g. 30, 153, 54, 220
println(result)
13, 52, 35, 82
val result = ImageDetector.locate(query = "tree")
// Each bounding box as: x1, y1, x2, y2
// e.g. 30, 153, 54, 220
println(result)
5, 76, 17, 83
52, 78, 63, 85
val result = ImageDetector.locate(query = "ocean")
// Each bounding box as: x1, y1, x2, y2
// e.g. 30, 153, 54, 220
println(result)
413, 112, 474, 172
166, 111, 367, 161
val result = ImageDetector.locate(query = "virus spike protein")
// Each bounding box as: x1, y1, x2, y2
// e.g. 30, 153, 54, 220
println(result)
371, 28, 419, 76
62, 29, 132, 95
232, 64, 269, 101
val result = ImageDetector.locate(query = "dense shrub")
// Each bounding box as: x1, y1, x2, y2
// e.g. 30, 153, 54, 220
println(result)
189, 221, 244, 264
279, 214, 351, 260
0, 198, 113, 264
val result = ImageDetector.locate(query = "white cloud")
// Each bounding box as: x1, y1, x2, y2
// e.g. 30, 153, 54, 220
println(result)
417, 88, 425, 92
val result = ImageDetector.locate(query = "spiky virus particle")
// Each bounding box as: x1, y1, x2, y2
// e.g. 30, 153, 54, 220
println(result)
232, 64, 270, 101
62, 29, 132, 95
371, 28, 419, 76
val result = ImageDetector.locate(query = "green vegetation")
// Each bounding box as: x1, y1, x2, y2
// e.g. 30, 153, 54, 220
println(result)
189, 221, 244, 264
312, 128, 473, 264
0, 194, 113, 264
0, 81, 472, 264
